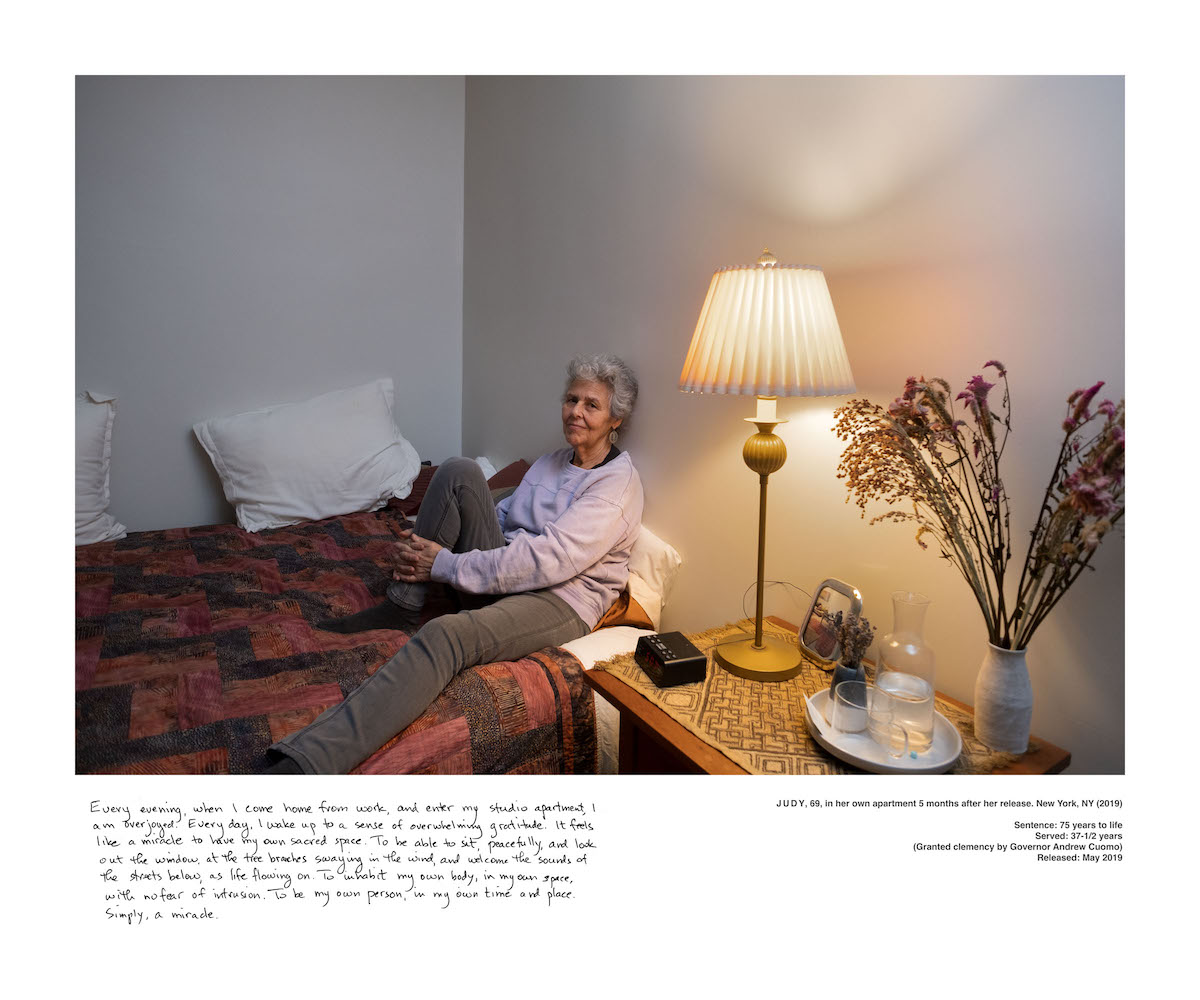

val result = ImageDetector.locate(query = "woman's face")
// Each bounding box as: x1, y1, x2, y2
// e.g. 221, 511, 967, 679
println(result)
562, 379, 621, 456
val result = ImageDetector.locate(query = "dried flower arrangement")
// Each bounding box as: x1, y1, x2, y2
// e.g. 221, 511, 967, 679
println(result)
833, 362, 1124, 650
830, 610, 876, 666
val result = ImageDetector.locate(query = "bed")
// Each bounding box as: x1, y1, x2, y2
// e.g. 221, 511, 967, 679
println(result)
75, 463, 663, 776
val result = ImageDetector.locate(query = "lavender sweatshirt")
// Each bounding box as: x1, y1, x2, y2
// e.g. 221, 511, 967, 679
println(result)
429, 447, 643, 628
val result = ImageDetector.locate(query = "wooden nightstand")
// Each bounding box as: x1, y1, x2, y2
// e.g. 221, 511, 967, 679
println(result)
583, 618, 1071, 775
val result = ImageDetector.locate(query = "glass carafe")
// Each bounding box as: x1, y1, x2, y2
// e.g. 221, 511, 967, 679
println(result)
875, 591, 936, 753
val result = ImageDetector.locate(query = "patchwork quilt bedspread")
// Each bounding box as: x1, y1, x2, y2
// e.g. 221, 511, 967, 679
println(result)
75, 493, 596, 775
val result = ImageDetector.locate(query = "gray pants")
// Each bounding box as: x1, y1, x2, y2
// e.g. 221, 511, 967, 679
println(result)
385, 456, 508, 611
272, 458, 589, 774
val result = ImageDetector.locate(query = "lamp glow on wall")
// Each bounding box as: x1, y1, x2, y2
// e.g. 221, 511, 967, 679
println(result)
679, 249, 856, 681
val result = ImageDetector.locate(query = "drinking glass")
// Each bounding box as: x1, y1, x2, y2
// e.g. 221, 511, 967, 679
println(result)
830, 681, 870, 735
831, 681, 914, 761
867, 686, 913, 759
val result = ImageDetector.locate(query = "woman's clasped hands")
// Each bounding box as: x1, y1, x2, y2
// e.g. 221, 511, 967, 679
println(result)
392, 528, 444, 583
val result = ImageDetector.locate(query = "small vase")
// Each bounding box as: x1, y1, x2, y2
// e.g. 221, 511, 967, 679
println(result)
830, 659, 866, 696
973, 644, 1033, 752
824, 659, 867, 723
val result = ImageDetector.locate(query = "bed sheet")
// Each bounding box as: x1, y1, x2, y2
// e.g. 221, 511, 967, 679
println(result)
76, 504, 595, 775
560, 626, 655, 775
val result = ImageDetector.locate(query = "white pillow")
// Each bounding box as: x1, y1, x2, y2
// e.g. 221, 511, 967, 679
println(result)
193, 378, 420, 532
626, 524, 683, 629
76, 391, 128, 545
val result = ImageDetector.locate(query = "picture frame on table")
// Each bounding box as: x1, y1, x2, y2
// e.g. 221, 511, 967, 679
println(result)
798, 578, 862, 668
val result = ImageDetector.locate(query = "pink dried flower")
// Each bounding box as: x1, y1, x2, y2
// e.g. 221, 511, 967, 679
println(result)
1071, 381, 1105, 424
1063, 468, 1118, 518
957, 373, 998, 443
957, 375, 995, 409
889, 377, 928, 420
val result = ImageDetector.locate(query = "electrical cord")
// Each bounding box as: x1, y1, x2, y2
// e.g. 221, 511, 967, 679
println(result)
740, 579, 811, 626
707, 580, 814, 655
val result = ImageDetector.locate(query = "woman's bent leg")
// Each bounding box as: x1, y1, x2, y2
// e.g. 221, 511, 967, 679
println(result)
386, 457, 506, 610
270, 590, 588, 773
317, 458, 505, 634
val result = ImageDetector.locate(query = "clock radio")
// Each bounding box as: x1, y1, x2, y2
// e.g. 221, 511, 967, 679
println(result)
634, 631, 707, 687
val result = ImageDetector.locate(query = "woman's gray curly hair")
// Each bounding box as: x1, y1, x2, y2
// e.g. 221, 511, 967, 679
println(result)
565, 354, 639, 430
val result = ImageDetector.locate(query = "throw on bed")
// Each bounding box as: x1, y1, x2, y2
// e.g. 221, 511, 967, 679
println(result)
75, 467, 597, 775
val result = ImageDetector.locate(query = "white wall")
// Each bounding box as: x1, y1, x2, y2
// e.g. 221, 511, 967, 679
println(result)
76, 76, 465, 529
462, 76, 1124, 773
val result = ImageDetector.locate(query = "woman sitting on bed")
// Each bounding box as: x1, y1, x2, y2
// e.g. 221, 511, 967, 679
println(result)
264, 353, 643, 774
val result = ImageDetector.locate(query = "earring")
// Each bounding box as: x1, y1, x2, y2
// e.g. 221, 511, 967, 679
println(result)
609, 429, 619, 445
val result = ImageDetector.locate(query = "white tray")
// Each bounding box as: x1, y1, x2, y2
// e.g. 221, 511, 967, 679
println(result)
805, 688, 963, 774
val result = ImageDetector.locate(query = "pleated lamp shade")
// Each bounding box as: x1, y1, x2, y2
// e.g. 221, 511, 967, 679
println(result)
679, 252, 855, 397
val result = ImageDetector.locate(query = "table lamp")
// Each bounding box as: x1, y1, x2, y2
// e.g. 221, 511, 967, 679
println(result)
679, 249, 855, 681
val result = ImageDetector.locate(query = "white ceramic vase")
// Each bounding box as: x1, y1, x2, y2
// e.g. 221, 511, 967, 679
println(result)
973, 643, 1033, 752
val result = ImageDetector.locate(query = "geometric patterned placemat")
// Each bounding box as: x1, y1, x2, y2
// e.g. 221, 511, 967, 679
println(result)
592, 618, 1024, 775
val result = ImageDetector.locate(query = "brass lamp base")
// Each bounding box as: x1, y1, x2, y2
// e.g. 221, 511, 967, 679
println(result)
714, 635, 803, 682
714, 398, 801, 684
